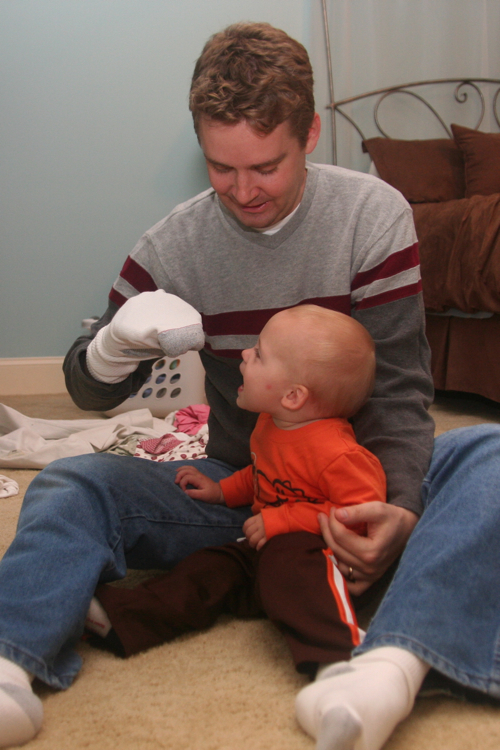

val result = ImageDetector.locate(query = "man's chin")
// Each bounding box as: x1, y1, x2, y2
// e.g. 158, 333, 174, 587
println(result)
236, 213, 273, 229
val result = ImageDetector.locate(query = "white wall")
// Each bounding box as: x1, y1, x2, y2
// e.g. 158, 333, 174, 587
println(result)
0, 0, 311, 358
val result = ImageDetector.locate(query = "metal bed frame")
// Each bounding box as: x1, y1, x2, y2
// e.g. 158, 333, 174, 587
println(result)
320, 0, 500, 165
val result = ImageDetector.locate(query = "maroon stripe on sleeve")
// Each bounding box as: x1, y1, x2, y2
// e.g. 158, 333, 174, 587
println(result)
109, 287, 128, 308
355, 280, 422, 311
351, 242, 419, 292
201, 295, 351, 337
119, 257, 158, 293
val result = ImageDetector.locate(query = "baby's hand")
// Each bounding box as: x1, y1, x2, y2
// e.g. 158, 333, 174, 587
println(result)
243, 513, 268, 550
175, 466, 224, 504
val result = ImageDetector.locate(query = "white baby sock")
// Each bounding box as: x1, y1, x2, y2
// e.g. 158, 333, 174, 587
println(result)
296, 647, 429, 750
0, 655, 43, 747
85, 597, 112, 637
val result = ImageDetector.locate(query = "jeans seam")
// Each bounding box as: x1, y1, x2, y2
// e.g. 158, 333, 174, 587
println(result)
0, 638, 76, 690
119, 514, 248, 529
356, 634, 500, 697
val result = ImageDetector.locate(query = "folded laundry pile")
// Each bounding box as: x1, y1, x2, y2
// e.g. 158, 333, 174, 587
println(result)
0, 403, 209, 469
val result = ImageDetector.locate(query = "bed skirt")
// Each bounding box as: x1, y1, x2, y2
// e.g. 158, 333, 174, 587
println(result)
425, 314, 500, 404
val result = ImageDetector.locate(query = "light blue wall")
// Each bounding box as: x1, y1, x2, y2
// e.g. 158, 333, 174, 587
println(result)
0, 0, 312, 357
3, 1, 497, 359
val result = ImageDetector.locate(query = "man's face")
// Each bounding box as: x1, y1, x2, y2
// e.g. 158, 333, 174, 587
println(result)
198, 115, 320, 229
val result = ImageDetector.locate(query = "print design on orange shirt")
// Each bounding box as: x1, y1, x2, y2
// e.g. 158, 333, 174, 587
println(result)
251, 452, 324, 508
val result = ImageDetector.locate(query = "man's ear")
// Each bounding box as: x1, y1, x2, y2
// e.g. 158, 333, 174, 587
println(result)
281, 384, 309, 412
305, 113, 321, 155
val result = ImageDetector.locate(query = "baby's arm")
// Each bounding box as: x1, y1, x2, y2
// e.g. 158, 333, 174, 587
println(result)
260, 449, 386, 540
175, 466, 224, 504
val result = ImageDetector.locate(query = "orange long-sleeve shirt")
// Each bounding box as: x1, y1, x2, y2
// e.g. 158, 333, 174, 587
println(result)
219, 413, 386, 540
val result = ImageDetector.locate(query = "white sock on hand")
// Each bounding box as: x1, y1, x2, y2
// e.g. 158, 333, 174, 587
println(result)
86, 290, 204, 383
0, 655, 43, 747
85, 597, 112, 637
295, 647, 429, 750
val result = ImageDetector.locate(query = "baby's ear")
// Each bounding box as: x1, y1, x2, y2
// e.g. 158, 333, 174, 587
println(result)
281, 384, 309, 412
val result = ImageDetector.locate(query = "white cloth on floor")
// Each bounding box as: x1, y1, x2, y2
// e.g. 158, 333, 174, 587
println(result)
0, 474, 19, 498
0, 403, 209, 469
0, 404, 172, 469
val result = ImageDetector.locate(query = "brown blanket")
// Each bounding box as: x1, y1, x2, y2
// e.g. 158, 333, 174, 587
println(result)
414, 194, 500, 313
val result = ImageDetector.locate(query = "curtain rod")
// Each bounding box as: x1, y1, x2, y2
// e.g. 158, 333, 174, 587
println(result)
321, 0, 337, 164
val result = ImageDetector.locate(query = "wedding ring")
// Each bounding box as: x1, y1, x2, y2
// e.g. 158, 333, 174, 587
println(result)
347, 566, 355, 582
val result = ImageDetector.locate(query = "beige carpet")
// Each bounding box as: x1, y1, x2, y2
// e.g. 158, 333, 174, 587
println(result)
2, 392, 500, 750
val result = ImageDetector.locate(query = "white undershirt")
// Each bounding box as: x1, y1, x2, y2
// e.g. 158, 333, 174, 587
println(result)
254, 203, 301, 235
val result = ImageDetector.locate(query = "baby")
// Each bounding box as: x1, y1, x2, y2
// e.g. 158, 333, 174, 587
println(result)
87, 305, 386, 674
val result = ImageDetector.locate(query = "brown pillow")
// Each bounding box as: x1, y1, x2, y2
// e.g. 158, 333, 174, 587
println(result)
451, 123, 500, 197
362, 137, 465, 203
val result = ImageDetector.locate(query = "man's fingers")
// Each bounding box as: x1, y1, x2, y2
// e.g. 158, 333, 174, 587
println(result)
318, 513, 335, 547
322, 503, 419, 588
325, 510, 370, 556
334, 501, 387, 528
320, 510, 379, 578
321, 512, 380, 589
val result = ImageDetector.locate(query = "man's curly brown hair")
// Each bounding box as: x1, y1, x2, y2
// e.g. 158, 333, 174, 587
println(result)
189, 22, 315, 147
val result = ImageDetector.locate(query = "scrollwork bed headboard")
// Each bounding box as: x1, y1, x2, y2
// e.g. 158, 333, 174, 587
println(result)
331, 80, 500, 164
320, 1, 500, 165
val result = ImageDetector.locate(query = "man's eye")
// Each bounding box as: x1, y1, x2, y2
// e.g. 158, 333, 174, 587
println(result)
258, 167, 278, 175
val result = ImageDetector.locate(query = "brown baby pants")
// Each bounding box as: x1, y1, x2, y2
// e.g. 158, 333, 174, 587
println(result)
95, 531, 362, 675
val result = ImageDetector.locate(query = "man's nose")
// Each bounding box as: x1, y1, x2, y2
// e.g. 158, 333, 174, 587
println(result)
232, 173, 259, 205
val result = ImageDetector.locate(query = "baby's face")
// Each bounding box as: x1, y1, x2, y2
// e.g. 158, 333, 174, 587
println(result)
237, 316, 292, 414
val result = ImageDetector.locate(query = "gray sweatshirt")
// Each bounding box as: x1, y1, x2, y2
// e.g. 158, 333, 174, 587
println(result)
64, 163, 435, 514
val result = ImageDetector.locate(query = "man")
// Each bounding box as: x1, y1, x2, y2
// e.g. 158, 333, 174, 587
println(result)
66, 22, 434, 589
1, 22, 499, 750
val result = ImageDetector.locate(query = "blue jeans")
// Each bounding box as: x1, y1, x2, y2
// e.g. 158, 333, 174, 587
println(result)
1, 425, 500, 693
0, 454, 251, 688
356, 423, 500, 698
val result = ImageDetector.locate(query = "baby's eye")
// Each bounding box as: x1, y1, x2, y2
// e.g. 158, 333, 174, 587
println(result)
254, 347, 260, 358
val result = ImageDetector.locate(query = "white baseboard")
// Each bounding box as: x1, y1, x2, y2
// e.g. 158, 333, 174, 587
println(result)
0, 357, 67, 396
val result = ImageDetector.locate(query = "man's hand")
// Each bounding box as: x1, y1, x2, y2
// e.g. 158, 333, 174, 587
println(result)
175, 466, 224, 504
86, 290, 204, 384
243, 513, 268, 550
319, 502, 419, 596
